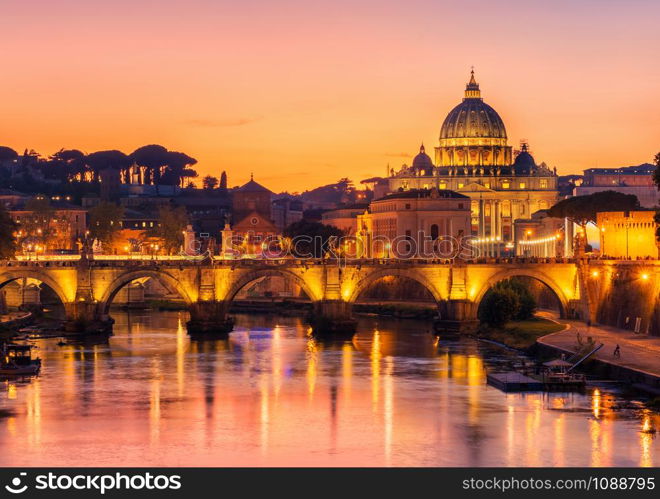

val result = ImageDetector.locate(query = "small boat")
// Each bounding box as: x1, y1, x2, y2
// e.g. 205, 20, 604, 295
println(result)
0, 344, 41, 375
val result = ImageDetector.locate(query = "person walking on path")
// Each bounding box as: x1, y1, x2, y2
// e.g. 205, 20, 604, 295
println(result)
613, 344, 621, 359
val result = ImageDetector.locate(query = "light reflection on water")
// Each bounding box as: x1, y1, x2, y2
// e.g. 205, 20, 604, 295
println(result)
0, 310, 658, 467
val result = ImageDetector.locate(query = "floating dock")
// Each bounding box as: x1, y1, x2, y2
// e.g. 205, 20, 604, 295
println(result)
487, 372, 543, 392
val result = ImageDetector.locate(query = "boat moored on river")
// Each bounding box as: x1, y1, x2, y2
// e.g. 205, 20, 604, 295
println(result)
1, 343, 41, 376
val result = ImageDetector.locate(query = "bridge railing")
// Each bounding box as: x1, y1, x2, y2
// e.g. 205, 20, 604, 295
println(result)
7, 255, 655, 268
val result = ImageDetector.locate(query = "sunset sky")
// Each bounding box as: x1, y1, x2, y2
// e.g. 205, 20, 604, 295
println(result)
1, 0, 659, 192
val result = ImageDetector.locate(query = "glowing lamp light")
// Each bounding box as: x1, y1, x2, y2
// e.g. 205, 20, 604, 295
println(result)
591, 271, 599, 278
641, 273, 649, 281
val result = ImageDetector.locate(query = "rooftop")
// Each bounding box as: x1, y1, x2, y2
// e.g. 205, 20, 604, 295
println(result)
375, 188, 469, 201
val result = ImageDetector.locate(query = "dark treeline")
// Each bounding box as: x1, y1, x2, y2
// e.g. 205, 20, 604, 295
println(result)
0, 144, 200, 201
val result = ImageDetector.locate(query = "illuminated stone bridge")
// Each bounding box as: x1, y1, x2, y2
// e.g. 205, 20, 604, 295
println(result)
0, 257, 657, 335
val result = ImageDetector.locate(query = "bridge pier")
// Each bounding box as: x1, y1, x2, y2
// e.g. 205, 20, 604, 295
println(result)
186, 301, 234, 336
63, 301, 113, 334
309, 300, 357, 336
434, 299, 479, 333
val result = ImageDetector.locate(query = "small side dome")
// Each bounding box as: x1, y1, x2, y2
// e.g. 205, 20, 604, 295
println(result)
412, 144, 434, 176
513, 142, 536, 175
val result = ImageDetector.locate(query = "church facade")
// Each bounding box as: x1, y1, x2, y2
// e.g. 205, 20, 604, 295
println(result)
386, 71, 559, 247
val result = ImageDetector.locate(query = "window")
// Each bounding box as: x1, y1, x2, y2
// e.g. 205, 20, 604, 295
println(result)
502, 201, 511, 217
484, 182, 491, 189
405, 203, 411, 210
502, 181, 510, 189
458, 203, 464, 210
458, 183, 464, 189
430, 224, 439, 240
439, 182, 447, 190
540, 179, 548, 189
519, 182, 526, 189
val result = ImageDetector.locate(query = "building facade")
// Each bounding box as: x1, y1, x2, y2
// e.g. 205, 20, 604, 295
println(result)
597, 210, 658, 259
9, 197, 87, 253
387, 71, 559, 246
574, 164, 658, 208
228, 177, 279, 256
513, 210, 566, 258
321, 203, 370, 235
356, 189, 471, 258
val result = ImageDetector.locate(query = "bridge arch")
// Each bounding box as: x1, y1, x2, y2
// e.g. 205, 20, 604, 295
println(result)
346, 268, 443, 304
98, 269, 194, 314
0, 270, 72, 305
473, 268, 570, 318
223, 268, 320, 304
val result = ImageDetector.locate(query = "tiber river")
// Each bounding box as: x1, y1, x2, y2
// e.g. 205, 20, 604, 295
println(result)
1, 310, 658, 467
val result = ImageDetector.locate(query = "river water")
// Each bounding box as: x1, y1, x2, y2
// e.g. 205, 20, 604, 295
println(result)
0, 310, 657, 467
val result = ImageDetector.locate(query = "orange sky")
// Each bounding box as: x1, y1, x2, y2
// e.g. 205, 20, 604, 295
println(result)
1, 0, 658, 192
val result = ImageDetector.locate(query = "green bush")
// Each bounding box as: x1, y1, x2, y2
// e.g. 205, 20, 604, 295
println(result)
505, 279, 537, 320
478, 279, 537, 326
478, 284, 520, 327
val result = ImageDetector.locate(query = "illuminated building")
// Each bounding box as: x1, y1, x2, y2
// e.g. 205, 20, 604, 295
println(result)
597, 210, 658, 259
574, 164, 658, 208
514, 211, 566, 258
230, 177, 279, 255
321, 203, 370, 235
355, 189, 471, 258
387, 71, 559, 245
9, 198, 87, 252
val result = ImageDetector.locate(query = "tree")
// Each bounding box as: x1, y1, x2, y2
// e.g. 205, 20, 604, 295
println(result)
163, 151, 197, 187
219, 171, 228, 190
142, 205, 189, 254
283, 220, 344, 258
547, 190, 640, 251
503, 278, 536, 320
86, 150, 131, 183
547, 191, 640, 228
0, 204, 17, 259
0, 146, 19, 162
478, 279, 537, 326
44, 149, 87, 182
202, 175, 218, 190
300, 178, 358, 206
88, 202, 125, 246
130, 144, 169, 188
478, 283, 520, 327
